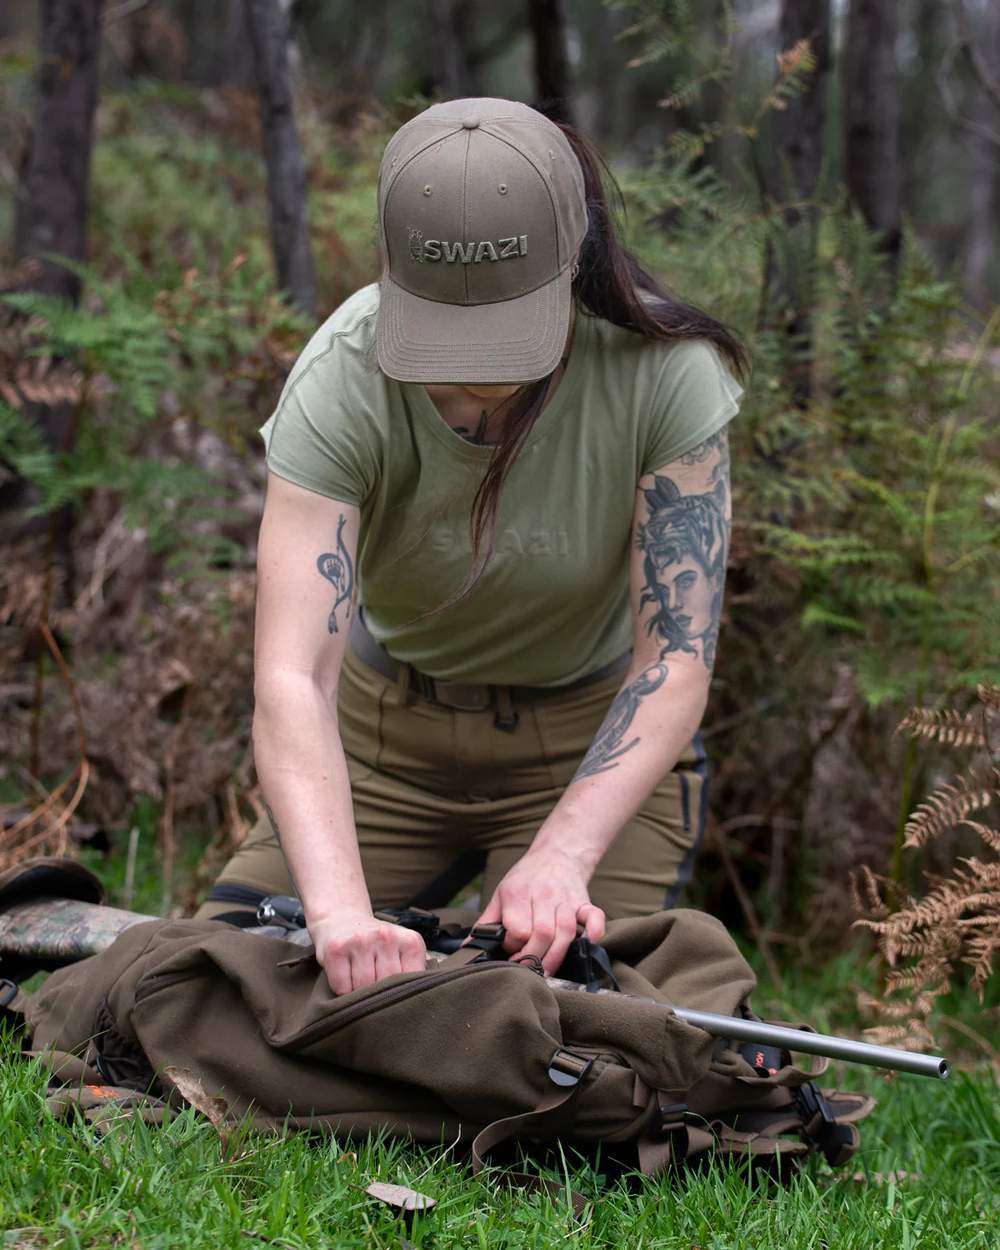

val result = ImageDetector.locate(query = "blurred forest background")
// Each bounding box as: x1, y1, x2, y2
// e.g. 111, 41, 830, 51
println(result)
0, 1, 996, 1033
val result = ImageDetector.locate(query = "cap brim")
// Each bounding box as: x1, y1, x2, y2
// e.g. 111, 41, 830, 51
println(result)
376, 270, 570, 384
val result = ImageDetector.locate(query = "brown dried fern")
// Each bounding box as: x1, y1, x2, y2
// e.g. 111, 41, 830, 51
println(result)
902, 767, 997, 847
855, 684, 999, 1049
897, 706, 987, 750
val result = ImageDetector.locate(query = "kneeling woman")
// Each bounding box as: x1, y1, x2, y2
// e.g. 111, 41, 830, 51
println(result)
197, 97, 748, 995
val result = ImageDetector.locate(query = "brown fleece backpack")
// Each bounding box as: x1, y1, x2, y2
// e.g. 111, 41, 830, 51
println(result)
2, 858, 873, 1195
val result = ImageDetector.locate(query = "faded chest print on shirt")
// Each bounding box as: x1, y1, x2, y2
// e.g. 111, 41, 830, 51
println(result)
427, 525, 570, 558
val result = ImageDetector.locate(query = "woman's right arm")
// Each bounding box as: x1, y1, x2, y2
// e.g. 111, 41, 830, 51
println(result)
252, 471, 426, 994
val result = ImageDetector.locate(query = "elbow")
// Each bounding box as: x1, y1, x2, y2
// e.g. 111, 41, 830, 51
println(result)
252, 668, 338, 736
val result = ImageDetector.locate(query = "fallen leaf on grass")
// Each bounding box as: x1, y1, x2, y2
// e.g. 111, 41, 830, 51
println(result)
364, 1181, 437, 1215
162, 1065, 231, 1155
851, 1169, 922, 1184
3, 1230, 49, 1250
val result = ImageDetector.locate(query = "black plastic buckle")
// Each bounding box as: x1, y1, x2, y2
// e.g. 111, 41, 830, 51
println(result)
657, 1100, 688, 1134
796, 1080, 855, 1166
463, 922, 506, 959
796, 1081, 834, 1126
374, 906, 442, 943
547, 1048, 594, 1088
654, 1098, 690, 1166
0, 979, 18, 1009
556, 937, 621, 993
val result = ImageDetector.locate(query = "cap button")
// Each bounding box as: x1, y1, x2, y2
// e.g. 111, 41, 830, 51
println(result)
461, 117, 480, 129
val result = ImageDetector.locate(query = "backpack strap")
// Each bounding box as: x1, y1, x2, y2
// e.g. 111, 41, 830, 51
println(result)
471, 1048, 593, 1218
0, 977, 27, 1030
794, 1083, 876, 1166
636, 1097, 716, 1176
680, 1085, 877, 1172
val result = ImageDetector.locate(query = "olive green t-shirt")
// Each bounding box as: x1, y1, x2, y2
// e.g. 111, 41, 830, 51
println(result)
260, 283, 744, 686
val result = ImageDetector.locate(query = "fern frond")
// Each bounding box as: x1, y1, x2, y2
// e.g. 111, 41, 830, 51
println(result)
903, 768, 998, 847
861, 1020, 938, 1051
883, 966, 950, 995
965, 935, 999, 991
850, 864, 889, 919
961, 822, 1000, 852
897, 706, 987, 749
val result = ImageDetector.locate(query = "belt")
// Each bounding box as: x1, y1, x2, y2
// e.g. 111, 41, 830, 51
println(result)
349, 606, 631, 730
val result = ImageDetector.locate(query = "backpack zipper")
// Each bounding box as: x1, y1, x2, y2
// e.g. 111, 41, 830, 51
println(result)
280, 959, 529, 1052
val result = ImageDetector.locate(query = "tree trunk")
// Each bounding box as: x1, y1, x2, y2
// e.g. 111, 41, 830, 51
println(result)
243, 0, 317, 320
762, 0, 832, 407
527, 0, 574, 125
175, 0, 256, 88
6, 0, 103, 590
13, 0, 103, 304
417, 0, 484, 100
960, 0, 1000, 309
842, 0, 902, 286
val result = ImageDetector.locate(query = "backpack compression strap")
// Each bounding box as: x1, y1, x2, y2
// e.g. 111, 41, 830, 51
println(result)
470, 1048, 593, 1218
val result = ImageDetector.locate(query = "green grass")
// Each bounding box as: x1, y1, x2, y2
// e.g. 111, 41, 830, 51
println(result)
1, 1009, 997, 1248
4, 850, 997, 1248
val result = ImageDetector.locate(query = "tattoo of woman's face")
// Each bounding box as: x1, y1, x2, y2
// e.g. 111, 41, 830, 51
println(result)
316, 513, 355, 634
638, 472, 729, 669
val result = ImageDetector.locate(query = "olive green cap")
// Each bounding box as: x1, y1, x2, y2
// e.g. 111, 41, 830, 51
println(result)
376, 98, 587, 384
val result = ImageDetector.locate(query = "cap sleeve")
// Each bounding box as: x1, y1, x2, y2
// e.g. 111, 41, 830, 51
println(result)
642, 338, 744, 477
259, 337, 379, 507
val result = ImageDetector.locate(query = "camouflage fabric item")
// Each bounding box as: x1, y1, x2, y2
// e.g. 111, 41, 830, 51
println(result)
0, 857, 107, 981
0, 897, 156, 963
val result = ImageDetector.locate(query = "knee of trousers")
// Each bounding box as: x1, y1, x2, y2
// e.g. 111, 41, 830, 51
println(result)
197, 811, 296, 911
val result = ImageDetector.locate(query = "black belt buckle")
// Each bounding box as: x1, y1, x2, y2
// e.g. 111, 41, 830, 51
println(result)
425, 677, 492, 712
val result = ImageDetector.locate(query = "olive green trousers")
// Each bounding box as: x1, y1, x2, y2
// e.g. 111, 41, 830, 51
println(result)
195, 645, 708, 923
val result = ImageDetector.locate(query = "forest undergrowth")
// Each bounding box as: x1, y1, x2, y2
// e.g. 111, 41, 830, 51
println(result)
0, 62, 997, 1047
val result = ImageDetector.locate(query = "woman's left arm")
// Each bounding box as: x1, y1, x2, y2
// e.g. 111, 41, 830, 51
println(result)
475, 427, 732, 969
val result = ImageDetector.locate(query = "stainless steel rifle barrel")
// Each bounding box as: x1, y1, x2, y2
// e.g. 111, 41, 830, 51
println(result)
671, 1007, 950, 1080
0, 900, 951, 1079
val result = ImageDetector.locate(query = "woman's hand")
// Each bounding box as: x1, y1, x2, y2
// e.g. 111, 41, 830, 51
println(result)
474, 848, 606, 974
309, 912, 427, 995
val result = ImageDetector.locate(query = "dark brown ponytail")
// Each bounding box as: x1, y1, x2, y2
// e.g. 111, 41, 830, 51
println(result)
417, 121, 750, 620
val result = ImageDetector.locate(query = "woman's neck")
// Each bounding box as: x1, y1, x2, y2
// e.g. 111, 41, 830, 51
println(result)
423, 307, 578, 445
